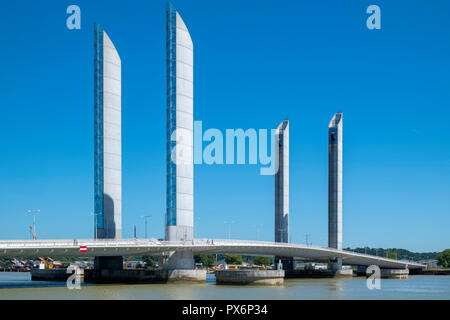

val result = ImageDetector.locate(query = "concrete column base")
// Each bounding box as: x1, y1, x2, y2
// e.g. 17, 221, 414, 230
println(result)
164, 251, 195, 270
334, 269, 353, 277
165, 269, 207, 282
159, 251, 206, 281
328, 258, 343, 271
31, 269, 81, 282
360, 267, 409, 279
85, 269, 206, 283
31, 268, 206, 283
379, 269, 409, 279
215, 270, 285, 285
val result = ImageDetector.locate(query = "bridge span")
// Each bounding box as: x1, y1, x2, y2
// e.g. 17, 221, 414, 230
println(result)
0, 238, 425, 270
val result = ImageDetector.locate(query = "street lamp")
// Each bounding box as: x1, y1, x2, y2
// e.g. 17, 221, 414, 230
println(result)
224, 221, 235, 240
27, 209, 40, 240
305, 233, 311, 246
195, 217, 200, 239
141, 215, 151, 239
91, 212, 101, 240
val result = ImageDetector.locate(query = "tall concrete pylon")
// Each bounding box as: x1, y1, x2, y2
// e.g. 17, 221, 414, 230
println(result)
165, 2, 194, 244
274, 119, 293, 270
163, 3, 201, 277
328, 112, 343, 270
93, 23, 123, 270
275, 119, 289, 243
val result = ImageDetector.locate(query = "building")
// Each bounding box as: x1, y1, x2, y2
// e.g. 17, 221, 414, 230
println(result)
328, 112, 343, 270
294, 262, 328, 270
94, 23, 122, 269
275, 119, 289, 243
165, 3, 194, 242
419, 259, 438, 268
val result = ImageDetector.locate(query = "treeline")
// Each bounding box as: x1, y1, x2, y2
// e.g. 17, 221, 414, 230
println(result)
194, 254, 273, 267
345, 247, 439, 261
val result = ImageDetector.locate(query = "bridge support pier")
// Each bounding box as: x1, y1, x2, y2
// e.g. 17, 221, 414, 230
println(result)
216, 270, 284, 285
94, 256, 123, 270
164, 251, 195, 270
161, 251, 206, 282
328, 257, 342, 271
358, 266, 409, 279
328, 258, 353, 277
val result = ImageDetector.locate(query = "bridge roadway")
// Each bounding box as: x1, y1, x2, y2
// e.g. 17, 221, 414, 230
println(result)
0, 238, 425, 269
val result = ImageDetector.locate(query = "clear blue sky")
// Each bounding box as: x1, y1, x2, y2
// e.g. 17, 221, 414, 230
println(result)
0, 0, 449, 252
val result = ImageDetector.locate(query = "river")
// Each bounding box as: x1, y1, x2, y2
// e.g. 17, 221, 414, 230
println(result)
0, 272, 448, 300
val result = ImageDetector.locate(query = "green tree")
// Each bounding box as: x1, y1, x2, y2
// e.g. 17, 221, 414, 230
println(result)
304, 264, 314, 271
225, 254, 243, 265
437, 249, 450, 268
142, 256, 157, 268
0, 259, 10, 269
194, 254, 215, 268
385, 251, 397, 260
254, 256, 271, 266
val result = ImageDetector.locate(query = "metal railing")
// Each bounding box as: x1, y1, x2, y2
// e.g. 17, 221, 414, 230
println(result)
0, 238, 426, 268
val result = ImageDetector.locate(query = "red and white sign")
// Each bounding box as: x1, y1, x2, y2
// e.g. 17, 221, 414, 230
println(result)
79, 246, 87, 253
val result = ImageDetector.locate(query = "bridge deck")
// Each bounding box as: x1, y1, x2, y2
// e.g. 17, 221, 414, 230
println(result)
0, 239, 425, 270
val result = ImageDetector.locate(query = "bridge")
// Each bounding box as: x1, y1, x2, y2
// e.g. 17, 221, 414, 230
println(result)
0, 238, 425, 270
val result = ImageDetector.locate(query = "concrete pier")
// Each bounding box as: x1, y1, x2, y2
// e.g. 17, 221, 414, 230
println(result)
379, 269, 409, 279
356, 266, 409, 279
85, 269, 206, 283
31, 268, 206, 283
31, 269, 77, 282
284, 268, 353, 278
334, 269, 353, 277
215, 270, 284, 285
164, 251, 195, 270
284, 269, 335, 278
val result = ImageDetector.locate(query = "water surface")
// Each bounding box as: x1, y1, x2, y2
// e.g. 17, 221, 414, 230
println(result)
0, 272, 448, 300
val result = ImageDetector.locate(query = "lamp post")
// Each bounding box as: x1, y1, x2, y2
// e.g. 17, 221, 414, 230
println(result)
195, 217, 200, 239
224, 221, 235, 240
305, 233, 311, 246
27, 209, 40, 240
142, 215, 151, 239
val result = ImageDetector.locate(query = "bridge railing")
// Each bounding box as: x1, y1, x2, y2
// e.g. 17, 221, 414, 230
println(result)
0, 238, 163, 248
0, 238, 425, 268
0, 238, 319, 248
167, 238, 321, 249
